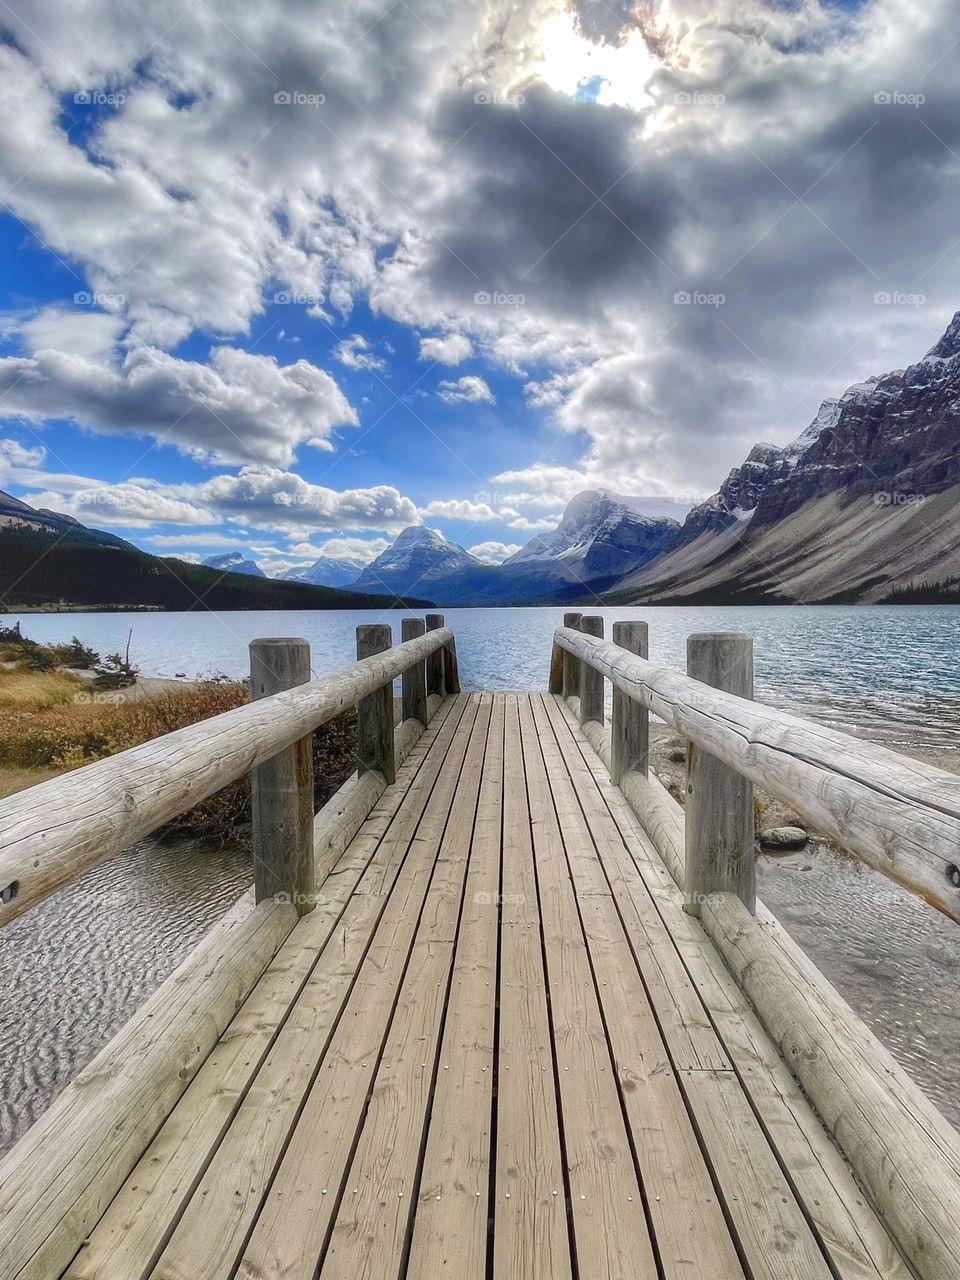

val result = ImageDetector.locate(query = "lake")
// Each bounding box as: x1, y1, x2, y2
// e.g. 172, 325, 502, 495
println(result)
1, 603, 959, 1152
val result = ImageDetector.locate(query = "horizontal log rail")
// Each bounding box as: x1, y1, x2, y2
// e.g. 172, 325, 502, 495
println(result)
555, 624, 960, 922
0, 624, 457, 929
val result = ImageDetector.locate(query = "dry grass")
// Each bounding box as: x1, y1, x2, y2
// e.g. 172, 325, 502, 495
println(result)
0, 669, 84, 710
0, 671, 359, 842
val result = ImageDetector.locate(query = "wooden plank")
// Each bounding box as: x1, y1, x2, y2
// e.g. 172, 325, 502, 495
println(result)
540, 695, 837, 1280
561, 612, 581, 699
0, 627, 455, 928
578, 616, 604, 727
146, 696, 482, 1280
405, 695, 505, 1279
233, 696, 488, 1280
554, 625, 960, 920
517, 696, 659, 1280
550, 695, 914, 1280
529, 694, 745, 1280
426, 613, 446, 697
0, 898, 296, 1280
492, 694, 572, 1280
63, 695, 465, 1280
322, 696, 496, 1279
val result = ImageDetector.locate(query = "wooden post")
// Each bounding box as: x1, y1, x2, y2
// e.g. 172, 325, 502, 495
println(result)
611, 621, 648, 785
357, 624, 396, 785
578, 616, 604, 727
684, 632, 755, 917
548, 640, 564, 694
425, 613, 445, 698
443, 634, 461, 694
401, 617, 428, 726
561, 612, 582, 699
249, 638, 315, 915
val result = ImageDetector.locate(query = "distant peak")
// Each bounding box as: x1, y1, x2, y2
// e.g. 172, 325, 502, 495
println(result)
924, 310, 960, 361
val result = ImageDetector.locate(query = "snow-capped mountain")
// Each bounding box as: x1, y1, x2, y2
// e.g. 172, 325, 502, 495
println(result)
354, 527, 483, 597
280, 555, 367, 589
507, 489, 681, 579
611, 312, 960, 603
202, 551, 265, 578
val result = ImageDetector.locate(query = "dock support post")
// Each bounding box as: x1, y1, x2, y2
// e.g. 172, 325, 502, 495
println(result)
425, 613, 446, 698
579, 616, 604, 727
611, 621, 648, 785
444, 633, 461, 695
249, 637, 315, 915
357, 624, 396, 785
401, 617, 428, 726
684, 632, 755, 916
561, 612, 582, 699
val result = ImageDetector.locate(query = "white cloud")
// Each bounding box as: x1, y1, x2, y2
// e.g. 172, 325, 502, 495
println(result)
507, 513, 561, 531
289, 536, 390, 562
468, 540, 521, 563
334, 334, 385, 371
21, 306, 126, 361
420, 497, 497, 520
0, 345, 358, 466
437, 375, 494, 405
146, 532, 247, 548
419, 333, 473, 365
22, 482, 214, 527
0, 438, 47, 468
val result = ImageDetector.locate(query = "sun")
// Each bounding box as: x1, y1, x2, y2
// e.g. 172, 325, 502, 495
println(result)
532, 7, 663, 110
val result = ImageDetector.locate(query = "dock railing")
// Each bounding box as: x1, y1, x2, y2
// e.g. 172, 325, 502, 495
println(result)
0, 615, 460, 1279
551, 614, 960, 1280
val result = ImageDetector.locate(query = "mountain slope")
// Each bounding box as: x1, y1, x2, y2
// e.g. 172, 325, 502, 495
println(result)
0, 494, 429, 611
202, 551, 265, 578
354, 527, 483, 597
610, 313, 960, 604
281, 555, 366, 589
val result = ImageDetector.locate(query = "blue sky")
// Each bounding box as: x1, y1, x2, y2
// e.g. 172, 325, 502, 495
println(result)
0, 0, 957, 576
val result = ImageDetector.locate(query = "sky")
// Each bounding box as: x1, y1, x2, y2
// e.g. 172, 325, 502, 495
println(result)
0, 0, 957, 576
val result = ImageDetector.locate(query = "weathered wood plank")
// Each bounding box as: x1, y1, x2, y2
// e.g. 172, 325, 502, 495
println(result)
610, 621, 648, 785
401, 617, 428, 726
323, 697, 495, 1279
149, 698, 480, 1280
578, 616, 604, 727
554, 694, 920, 1280
555, 626, 960, 919
530, 694, 745, 1280
235, 697, 487, 1280
517, 695, 659, 1280
63, 695, 464, 1280
406, 696, 504, 1279
0, 627, 454, 928
493, 694, 572, 1280
561, 612, 581, 699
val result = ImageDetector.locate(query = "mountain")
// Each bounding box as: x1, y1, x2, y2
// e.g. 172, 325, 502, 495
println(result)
354, 527, 484, 597
0, 492, 430, 611
280, 555, 366, 589
351, 496, 681, 606
507, 489, 681, 581
202, 551, 265, 578
609, 313, 960, 604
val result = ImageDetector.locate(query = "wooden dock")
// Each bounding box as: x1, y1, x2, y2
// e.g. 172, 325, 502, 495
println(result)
1, 617, 959, 1279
